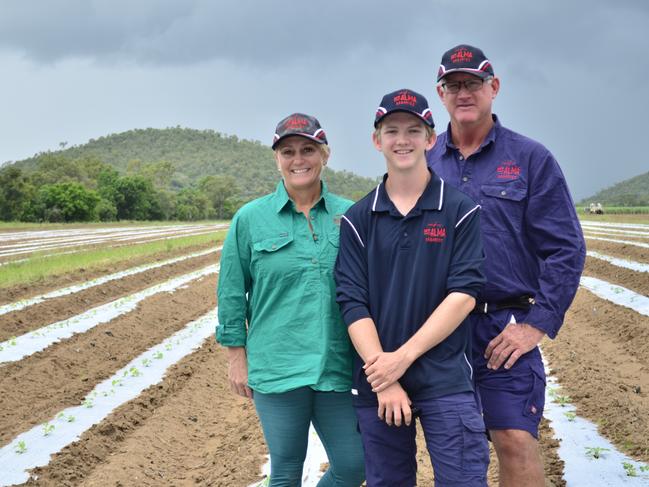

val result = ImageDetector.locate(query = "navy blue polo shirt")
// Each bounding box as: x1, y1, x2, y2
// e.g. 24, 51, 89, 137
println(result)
426, 115, 586, 339
335, 170, 485, 407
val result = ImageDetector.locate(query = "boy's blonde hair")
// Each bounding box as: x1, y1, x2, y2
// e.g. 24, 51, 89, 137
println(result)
373, 119, 436, 141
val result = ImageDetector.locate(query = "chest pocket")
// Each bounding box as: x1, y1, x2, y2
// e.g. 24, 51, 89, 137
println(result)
251, 234, 296, 278
480, 183, 527, 233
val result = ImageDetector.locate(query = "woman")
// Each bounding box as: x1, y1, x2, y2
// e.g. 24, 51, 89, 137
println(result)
216, 113, 365, 487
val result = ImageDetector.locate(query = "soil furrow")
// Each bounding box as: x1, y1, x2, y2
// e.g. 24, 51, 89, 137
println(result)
0, 251, 220, 341
584, 257, 649, 297
0, 276, 217, 448
23, 342, 265, 487
584, 240, 649, 263
542, 289, 649, 462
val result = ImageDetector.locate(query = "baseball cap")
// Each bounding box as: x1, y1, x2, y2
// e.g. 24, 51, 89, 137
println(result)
272, 113, 328, 150
374, 89, 435, 128
437, 44, 494, 82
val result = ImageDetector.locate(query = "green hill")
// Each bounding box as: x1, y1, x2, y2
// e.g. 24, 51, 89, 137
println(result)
578, 171, 649, 207
1, 127, 379, 222
14, 127, 378, 201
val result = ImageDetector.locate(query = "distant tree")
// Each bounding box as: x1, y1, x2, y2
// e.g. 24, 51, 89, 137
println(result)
33, 182, 100, 222
0, 167, 35, 221
112, 176, 163, 220
174, 188, 211, 221
198, 175, 239, 219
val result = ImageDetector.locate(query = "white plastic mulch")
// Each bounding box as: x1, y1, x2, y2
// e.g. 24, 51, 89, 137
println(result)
587, 251, 649, 273
0, 309, 219, 487
583, 236, 649, 249
0, 265, 219, 364
0, 247, 221, 317
580, 276, 649, 317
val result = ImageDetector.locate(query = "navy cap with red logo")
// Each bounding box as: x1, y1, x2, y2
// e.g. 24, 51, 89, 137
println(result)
374, 89, 435, 128
272, 113, 328, 150
437, 44, 494, 82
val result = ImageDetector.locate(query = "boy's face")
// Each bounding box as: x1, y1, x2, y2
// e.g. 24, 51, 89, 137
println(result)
372, 112, 436, 172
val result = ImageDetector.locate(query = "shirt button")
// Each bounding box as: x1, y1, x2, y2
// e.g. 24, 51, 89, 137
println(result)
403, 232, 408, 237
462, 176, 468, 182
459, 155, 464, 161
500, 190, 507, 196
271, 244, 277, 249
312, 258, 318, 264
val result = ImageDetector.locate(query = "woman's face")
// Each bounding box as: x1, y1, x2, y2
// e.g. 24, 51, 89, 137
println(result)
274, 136, 327, 194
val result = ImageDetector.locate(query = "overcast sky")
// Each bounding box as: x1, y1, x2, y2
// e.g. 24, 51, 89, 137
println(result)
1, 0, 647, 201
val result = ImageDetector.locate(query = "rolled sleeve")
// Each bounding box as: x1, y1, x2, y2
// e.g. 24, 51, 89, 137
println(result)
216, 212, 252, 347
335, 213, 371, 326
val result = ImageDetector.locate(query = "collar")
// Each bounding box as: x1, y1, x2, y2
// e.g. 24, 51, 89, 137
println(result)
371, 168, 445, 214
272, 180, 331, 214
444, 113, 500, 154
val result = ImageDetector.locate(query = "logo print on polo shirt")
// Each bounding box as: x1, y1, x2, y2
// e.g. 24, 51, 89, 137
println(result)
423, 222, 446, 244
451, 48, 473, 64
394, 90, 417, 107
496, 160, 521, 180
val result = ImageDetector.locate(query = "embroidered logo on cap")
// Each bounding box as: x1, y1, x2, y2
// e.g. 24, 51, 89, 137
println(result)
424, 222, 447, 243
451, 48, 473, 64
283, 116, 310, 130
393, 90, 418, 107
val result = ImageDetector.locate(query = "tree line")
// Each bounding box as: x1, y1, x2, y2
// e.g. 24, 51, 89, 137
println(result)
0, 127, 378, 222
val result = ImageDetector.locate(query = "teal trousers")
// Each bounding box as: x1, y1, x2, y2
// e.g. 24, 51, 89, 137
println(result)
253, 387, 365, 487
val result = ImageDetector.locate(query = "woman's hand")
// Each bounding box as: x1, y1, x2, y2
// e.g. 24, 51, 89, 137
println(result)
364, 350, 412, 393
227, 347, 253, 399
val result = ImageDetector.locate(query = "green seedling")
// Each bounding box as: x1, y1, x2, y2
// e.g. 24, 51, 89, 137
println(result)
623, 462, 637, 477
142, 358, 152, 367
83, 398, 94, 408
585, 446, 609, 459
0, 345, 3, 351
9, 336, 17, 346
640, 466, 649, 472
547, 388, 558, 399
15, 440, 27, 454
129, 366, 141, 377
112, 378, 122, 387
42, 422, 55, 436
165, 343, 173, 351
554, 395, 571, 407
564, 411, 576, 422
153, 351, 164, 359
67, 415, 75, 422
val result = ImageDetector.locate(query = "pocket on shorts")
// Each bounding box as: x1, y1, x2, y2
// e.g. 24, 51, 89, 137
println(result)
522, 366, 546, 419
460, 408, 489, 474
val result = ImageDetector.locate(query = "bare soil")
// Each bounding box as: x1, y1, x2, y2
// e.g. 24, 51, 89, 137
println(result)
0, 250, 219, 341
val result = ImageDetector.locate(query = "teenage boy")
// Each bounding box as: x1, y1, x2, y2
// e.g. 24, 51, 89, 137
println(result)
335, 89, 489, 486
427, 44, 586, 486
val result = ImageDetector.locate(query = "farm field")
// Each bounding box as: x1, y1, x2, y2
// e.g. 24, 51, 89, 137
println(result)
0, 219, 648, 486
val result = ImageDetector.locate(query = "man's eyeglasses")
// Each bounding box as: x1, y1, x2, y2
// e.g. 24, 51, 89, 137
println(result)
440, 78, 491, 94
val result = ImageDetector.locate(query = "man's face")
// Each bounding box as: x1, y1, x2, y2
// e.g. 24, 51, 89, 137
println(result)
437, 72, 499, 126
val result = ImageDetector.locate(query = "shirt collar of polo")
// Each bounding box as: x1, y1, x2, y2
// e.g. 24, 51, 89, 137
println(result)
272, 180, 331, 214
444, 114, 501, 154
372, 169, 444, 214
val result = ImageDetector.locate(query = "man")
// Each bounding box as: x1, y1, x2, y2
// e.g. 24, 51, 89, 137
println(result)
427, 44, 586, 486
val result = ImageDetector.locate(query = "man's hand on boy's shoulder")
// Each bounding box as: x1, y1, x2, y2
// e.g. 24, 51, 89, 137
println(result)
484, 323, 546, 370
377, 382, 413, 427
364, 350, 412, 393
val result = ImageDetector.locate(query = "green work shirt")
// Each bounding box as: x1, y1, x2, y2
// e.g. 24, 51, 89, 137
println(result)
216, 181, 354, 394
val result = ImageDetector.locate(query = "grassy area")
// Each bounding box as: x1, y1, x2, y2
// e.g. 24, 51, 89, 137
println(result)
0, 229, 228, 289
580, 213, 649, 224
0, 220, 229, 231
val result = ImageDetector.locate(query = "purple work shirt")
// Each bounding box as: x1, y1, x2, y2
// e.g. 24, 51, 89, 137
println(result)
426, 115, 585, 339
